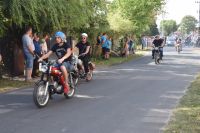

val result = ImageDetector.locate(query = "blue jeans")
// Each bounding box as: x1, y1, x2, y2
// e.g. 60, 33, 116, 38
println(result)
24, 53, 34, 69
54, 61, 74, 72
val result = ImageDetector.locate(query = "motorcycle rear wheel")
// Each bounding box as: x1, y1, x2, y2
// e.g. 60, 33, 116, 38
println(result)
33, 81, 50, 108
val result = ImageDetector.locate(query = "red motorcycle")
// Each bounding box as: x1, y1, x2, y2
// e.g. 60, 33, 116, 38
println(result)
33, 60, 77, 108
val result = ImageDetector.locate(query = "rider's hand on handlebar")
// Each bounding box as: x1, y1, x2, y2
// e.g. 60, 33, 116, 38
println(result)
80, 53, 86, 57
38, 58, 43, 62
57, 58, 64, 64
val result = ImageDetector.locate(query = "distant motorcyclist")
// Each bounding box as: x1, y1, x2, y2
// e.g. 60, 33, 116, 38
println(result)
152, 35, 164, 59
175, 38, 182, 51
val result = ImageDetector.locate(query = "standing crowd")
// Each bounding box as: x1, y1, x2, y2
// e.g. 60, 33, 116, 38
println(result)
22, 27, 50, 81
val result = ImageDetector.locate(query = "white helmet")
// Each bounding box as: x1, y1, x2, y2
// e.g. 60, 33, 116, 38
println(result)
81, 33, 88, 38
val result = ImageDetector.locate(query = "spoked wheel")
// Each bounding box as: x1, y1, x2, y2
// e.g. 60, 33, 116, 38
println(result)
178, 47, 181, 54
64, 74, 76, 99
72, 71, 79, 86
33, 81, 50, 108
154, 53, 160, 64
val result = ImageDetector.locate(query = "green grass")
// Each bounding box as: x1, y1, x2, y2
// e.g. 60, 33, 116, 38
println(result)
0, 79, 33, 93
93, 52, 145, 66
164, 75, 200, 133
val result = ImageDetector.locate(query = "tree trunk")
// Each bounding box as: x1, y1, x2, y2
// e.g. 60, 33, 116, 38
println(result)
12, 43, 24, 76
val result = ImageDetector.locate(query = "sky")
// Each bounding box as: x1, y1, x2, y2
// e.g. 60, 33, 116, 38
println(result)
157, 0, 199, 25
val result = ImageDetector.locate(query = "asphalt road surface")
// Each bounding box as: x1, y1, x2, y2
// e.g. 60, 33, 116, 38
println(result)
0, 47, 200, 133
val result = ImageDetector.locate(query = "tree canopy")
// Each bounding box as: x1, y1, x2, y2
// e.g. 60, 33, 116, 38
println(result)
108, 0, 164, 35
160, 20, 177, 36
179, 15, 198, 34
0, 0, 109, 35
0, 0, 165, 37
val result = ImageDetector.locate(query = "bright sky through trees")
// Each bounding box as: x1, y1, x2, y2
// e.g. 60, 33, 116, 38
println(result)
157, 0, 198, 25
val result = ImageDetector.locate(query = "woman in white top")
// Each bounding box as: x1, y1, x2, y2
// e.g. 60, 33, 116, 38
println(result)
41, 33, 49, 54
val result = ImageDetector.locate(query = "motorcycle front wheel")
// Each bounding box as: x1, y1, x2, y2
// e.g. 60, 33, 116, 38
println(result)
154, 53, 160, 64
33, 81, 50, 108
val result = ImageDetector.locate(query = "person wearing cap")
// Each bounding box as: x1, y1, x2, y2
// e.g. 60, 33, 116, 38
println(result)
76, 33, 91, 77
38, 31, 73, 95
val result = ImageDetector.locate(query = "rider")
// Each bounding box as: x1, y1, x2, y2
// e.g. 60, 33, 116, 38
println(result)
152, 35, 164, 59
175, 38, 182, 51
38, 31, 73, 95
76, 33, 91, 78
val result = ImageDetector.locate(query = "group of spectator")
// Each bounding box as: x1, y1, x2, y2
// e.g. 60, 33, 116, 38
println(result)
96, 33, 112, 59
121, 36, 135, 57
21, 28, 140, 81
22, 26, 49, 81
95, 33, 136, 59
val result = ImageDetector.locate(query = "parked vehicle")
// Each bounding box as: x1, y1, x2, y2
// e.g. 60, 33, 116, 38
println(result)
166, 37, 176, 47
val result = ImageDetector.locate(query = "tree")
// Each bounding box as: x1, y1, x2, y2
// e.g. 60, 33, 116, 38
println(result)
179, 15, 198, 34
160, 20, 177, 36
0, 0, 109, 75
108, 0, 164, 35
144, 20, 159, 36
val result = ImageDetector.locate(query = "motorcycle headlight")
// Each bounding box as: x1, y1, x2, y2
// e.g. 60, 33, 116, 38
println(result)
154, 47, 159, 50
39, 63, 48, 73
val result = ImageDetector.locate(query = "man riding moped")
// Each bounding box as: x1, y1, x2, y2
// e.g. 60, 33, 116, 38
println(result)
152, 35, 164, 60
38, 31, 73, 95
75, 33, 93, 80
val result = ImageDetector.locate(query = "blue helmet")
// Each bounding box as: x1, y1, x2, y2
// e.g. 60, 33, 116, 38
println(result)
55, 31, 66, 42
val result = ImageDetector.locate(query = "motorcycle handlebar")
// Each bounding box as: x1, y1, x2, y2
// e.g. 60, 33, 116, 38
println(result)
78, 54, 85, 57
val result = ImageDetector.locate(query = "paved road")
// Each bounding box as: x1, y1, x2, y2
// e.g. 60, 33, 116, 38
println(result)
0, 47, 200, 133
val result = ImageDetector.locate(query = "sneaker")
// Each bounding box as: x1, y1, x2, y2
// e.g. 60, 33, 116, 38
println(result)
64, 84, 70, 94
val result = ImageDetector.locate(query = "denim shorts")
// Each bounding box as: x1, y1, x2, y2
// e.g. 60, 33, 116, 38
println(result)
24, 53, 34, 69
54, 61, 74, 72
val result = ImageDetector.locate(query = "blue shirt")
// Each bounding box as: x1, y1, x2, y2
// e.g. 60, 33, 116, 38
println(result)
106, 40, 112, 49
101, 35, 107, 48
33, 40, 41, 54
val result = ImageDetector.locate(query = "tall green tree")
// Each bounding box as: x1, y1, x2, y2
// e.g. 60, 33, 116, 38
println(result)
0, 0, 109, 75
160, 19, 177, 36
144, 20, 159, 36
179, 15, 198, 34
108, 0, 164, 35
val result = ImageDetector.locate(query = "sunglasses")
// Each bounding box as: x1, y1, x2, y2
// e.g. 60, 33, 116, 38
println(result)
82, 37, 86, 40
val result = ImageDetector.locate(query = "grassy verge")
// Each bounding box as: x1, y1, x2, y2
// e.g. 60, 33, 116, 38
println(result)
0, 79, 33, 93
93, 51, 146, 66
164, 75, 200, 133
